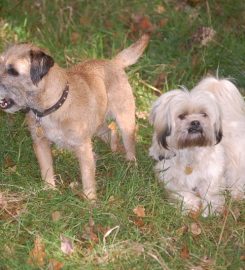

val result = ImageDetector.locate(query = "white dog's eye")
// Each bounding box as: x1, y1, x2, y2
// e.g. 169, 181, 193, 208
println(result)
201, 112, 208, 117
178, 114, 186, 120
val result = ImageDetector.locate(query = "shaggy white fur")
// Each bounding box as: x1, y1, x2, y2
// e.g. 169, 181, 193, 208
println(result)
150, 77, 245, 216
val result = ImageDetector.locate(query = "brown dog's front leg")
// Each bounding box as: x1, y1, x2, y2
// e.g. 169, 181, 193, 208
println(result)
33, 138, 56, 188
74, 139, 96, 200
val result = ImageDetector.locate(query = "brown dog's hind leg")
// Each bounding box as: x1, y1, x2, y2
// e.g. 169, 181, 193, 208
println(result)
74, 139, 97, 200
96, 123, 119, 152
115, 112, 136, 161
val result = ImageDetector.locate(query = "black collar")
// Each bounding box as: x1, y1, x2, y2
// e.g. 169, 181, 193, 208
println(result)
26, 84, 69, 118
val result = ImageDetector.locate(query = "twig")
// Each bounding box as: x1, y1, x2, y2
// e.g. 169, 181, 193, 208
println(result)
206, 0, 212, 26
147, 249, 170, 270
215, 198, 232, 261
138, 78, 162, 95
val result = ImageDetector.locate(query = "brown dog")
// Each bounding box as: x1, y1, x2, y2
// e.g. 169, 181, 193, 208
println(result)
0, 35, 149, 199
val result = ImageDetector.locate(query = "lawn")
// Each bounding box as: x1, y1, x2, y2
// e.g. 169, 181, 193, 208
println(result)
0, 0, 244, 269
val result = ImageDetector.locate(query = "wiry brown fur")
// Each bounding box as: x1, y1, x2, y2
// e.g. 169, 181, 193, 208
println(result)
0, 35, 149, 199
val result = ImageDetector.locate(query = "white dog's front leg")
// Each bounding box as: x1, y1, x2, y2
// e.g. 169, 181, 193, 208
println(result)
74, 139, 96, 200
200, 178, 226, 216
202, 193, 225, 217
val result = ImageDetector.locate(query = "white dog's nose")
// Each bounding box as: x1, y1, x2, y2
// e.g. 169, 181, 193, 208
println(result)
191, 120, 200, 127
188, 120, 202, 134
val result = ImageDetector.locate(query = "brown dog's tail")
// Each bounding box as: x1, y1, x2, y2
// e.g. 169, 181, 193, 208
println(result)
113, 34, 150, 68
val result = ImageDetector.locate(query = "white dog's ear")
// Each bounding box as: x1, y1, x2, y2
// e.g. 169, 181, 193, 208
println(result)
215, 121, 223, 144
215, 128, 223, 144
149, 90, 181, 149
157, 125, 171, 149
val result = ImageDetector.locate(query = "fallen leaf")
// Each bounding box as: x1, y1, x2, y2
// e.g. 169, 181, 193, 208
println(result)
104, 20, 113, 29
69, 182, 85, 199
132, 217, 145, 228
155, 5, 166, 14
79, 16, 91, 26
188, 207, 202, 219
176, 225, 189, 236
240, 255, 245, 261
133, 205, 145, 217
180, 245, 190, 259
191, 54, 201, 68
3, 244, 15, 257
201, 256, 214, 267
0, 192, 7, 208
89, 215, 95, 227
190, 222, 202, 236
51, 211, 61, 222
4, 155, 15, 168
96, 224, 111, 235
81, 224, 99, 244
108, 195, 116, 203
108, 121, 117, 131
187, 0, 204, 7
131, 13, 144, 24
7, 165, 17, 173
136, 111, 148, 120
190, 266, 204, 270
48, 259, 64, 270
139, 16, 154, 32
71, 32, 80, 44
130, 14, 155, 33
60, 235, 74, 256
191, 26, 216, 46
153, 72, 167, 91
27, 235, 46, 267
131, 242, 145, 255
158, 18, 168, 28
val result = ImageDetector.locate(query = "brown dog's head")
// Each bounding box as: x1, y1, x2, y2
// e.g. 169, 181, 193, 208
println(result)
0, 43, 54, 113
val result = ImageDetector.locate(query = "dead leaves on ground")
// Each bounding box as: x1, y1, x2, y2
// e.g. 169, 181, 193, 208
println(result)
60, 235, 74, 256
3, 155, 17, 174
180, 244, 190, 259
190, 222, 202, 236
0, 190, 27, 220
133, 205, 146, 218
27, 235, 46, 267
191, 26, 216, 47
28, 235, 64, 269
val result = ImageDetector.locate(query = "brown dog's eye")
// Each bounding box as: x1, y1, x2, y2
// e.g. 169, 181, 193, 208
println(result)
7, 65, 19, 76
178, 114, 186, 120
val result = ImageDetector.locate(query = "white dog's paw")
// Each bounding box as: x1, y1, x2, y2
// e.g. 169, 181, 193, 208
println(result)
179, 193, 202, 215
230, 189, 244, 201
202, 197, 225, 217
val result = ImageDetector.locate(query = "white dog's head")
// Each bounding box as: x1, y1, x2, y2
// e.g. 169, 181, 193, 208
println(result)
150, 89, 223, 152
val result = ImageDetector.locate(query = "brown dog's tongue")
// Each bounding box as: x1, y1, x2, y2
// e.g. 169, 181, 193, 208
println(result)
0, 98, 14, 109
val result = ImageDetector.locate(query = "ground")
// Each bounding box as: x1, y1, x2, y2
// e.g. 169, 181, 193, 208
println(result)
0, 0, 244, 269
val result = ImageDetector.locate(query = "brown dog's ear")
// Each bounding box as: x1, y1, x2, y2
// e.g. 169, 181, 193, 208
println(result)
30, 50, 54, 85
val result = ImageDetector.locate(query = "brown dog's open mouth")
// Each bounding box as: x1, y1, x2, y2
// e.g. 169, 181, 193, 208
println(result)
0, 98, 15, 110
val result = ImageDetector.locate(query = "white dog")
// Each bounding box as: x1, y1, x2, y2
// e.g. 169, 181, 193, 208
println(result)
149, 77, 245, 216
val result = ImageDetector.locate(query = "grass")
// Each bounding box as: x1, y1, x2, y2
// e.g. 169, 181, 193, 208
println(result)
0, 0, 245, 269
